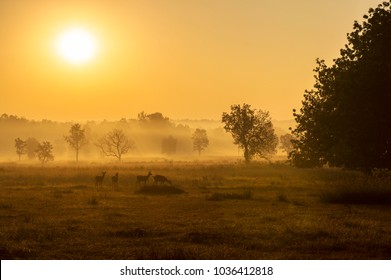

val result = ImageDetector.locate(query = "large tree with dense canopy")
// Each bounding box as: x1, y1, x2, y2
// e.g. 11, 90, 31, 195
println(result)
291, 1, 391, 172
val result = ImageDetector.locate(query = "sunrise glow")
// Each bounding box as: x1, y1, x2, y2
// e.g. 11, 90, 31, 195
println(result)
56, 28, 98, 65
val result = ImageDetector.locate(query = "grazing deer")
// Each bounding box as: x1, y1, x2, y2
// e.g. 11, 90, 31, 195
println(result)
112, 172, 119, 187
95, 171, 106, 187
153, 174, 172, 185
136, 171, 152, 186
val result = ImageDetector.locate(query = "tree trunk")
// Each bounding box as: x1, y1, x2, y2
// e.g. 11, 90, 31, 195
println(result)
244, 146, 250, 163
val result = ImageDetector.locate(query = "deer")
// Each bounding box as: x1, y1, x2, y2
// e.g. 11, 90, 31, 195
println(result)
95, 171, 106, 187
153, 174, 172, 185
112, 172, 119, 187
136, 171, 152, 186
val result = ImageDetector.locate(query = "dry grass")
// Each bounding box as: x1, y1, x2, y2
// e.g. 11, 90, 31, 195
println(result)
0, 162, 391, 259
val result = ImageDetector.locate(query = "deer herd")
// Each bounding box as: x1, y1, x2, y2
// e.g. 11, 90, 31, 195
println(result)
94, 170, 172, 188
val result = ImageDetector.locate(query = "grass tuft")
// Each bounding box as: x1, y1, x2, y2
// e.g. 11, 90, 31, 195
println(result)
88, 196, 99, 205
277, 193, 289, 202
0, 201, 13, 209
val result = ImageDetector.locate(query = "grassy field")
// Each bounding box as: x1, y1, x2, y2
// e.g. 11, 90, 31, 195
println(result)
1, 161, 391, 260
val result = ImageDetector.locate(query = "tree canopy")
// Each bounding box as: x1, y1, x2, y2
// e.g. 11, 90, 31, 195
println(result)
291, 1, 391, 171
14, 138, 27, 160
64, 123, 87, 162
222, 104, 278, 163
161, 135, 177, 155
26, 138, 39, 160
36, 141, 54, 164
280, 133, 294, 157
192, 128, 209, 156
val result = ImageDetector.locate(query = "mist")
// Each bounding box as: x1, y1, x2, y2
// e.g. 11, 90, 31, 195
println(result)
0, 113, 291, 163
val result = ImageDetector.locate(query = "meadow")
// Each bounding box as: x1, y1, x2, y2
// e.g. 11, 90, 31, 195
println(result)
0, 161, 391, 260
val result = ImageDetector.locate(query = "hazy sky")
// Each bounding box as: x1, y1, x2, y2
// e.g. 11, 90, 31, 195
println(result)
0, 0, 382, 122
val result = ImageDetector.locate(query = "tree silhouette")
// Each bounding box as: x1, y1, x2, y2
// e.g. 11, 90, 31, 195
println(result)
138, 111, 172, 128
280, 133, 294, 156
96, 128, 134, 161
64, 123, 87, 163
26, 137, 39, 160
192, 128, 209, 156
161, 135, 177, 155
222, 104, 278, 163
291, 1, 391, 171
14, 138, 27, 161
36, 141, 54, 164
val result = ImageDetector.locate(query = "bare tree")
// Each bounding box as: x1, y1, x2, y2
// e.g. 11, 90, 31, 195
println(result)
36, 141, 54, 165
192, 128, 209, 156
64, 123, 87, 163
96, 129, 134, 161
14, 138, 27, 160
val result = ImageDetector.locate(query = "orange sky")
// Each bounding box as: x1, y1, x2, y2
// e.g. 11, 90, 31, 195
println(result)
0, 0, 382, 122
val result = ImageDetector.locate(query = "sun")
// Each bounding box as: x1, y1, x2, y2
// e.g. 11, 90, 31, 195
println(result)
56, 27, 98, 65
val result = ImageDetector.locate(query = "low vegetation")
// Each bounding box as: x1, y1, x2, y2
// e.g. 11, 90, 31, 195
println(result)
320, 174, 391, 205
207, 190, 253, 201
0, 162, 391, 259
136, 185, 186, 195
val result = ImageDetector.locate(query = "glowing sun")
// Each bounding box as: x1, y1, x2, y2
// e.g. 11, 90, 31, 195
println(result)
56, 28, 98, 65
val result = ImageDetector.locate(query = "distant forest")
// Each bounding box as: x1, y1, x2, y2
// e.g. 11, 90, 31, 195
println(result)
0, 113, 292, 162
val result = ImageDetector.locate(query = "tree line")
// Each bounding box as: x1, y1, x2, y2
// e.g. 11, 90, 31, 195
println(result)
12, 114, 211, 163
11, 108, 294, 164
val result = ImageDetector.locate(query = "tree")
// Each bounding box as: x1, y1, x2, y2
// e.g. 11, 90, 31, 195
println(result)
280, 133, 294, 156
36, 141, 54, 164
161, 135, 177, 155
192, 128, 209, 156
14, 138, 27, 160
64, 123, 87, 163
222, 104, 278, 163
26, 137, 39, 160
96, 129, 134, 161
138, 111, 172, 128
291, 1, 391, 171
